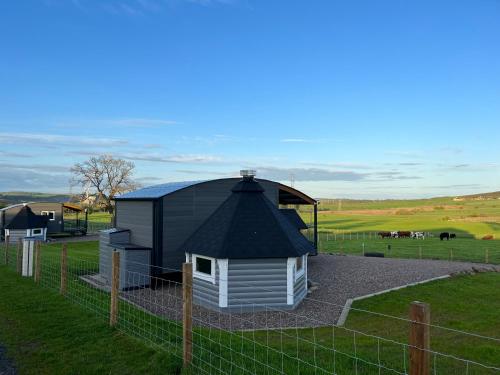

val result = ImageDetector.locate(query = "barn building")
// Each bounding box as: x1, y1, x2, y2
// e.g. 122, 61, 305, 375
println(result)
183, 174, 314, 311
1, 202, 88, 240
4, 206, 49, 242
98, 173, 318, 300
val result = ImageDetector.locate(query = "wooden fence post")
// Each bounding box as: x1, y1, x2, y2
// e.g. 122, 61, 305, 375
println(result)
409, 301, 430, 375
110, 251, 120, 327
449, 248, 453, 261
60, 244, 68, 295
419, 246, 422, 260
16, 239, 22, 274
34, 241, 42, 283
4, 235, 9, 265
485, 249, 489, 264
183, 262, 193, 367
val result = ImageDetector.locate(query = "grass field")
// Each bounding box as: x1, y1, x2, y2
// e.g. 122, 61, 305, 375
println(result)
309, 197, 500, 239
1, 241, 499, 374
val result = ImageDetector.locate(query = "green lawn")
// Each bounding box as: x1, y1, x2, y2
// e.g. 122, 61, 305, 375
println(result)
0, 266, 180, 375
318, 236, 500, 264
1, 241, 500, 374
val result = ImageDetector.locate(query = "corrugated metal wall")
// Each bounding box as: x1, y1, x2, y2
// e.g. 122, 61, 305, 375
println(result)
115, 201, 153, 247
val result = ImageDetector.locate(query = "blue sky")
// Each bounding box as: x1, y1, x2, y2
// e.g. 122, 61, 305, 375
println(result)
0, 0, 499, 199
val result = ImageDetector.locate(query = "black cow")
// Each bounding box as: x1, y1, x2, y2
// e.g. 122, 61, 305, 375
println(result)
450, 233, 456, 239
440, 232, 450, 241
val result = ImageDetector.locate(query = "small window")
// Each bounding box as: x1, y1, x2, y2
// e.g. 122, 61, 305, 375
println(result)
41, 211, 55, 221
192, 254, 215, 283
196, 257, 212, 275
295, 255, 306, 278
33, 229, 42, 235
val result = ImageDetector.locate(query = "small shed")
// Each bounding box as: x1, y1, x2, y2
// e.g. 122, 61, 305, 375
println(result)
5, 206, 48, 243
183, 174, 315, 312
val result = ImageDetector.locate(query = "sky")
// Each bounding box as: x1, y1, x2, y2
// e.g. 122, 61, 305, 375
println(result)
0, 0, 499, 199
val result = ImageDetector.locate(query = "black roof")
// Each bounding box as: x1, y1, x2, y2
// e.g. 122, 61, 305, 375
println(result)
5, 206, 48, 230
182, 177, 315, 259
280, 209, 308, 230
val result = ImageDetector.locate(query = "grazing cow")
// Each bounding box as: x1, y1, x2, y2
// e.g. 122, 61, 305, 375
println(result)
482, 235, 494, 240
412, 231, 425, 240
440, 232, 450, 241
378, 231, 392, 239
397, 231, 411, 238
450, 233, 456, 239
391, 231, 399, 238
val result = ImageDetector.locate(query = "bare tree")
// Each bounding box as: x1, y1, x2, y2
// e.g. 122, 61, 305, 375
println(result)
71, 154, 137, 213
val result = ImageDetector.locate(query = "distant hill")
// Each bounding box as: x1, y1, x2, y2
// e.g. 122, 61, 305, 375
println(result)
0, 192, 72, 208
453, 191, 500, 201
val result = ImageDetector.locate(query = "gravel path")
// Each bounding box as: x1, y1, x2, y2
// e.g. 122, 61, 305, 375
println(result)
123, 254, 500, 330
0, 343, 16, 375
48, 234, 99, 243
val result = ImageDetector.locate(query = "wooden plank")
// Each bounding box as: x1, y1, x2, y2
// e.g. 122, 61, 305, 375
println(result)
34, 241, 42, 283
409, 301, 430, 375
109, 251, 120, 327
183, 262, 193, 366
16, 239, 22, 274
4, 235, 9, 265
60, 244, 67, 295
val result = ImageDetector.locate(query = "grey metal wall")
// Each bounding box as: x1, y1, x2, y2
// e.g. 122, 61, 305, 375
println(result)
99, 229, 150, 289
162, 179, 279, 270
99, 229, 130, 284
227, 258, 288, 309
29, 203, 63, 234
115, 201, 153, 247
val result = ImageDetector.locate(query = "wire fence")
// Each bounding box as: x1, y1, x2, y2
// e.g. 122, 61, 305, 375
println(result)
1, 239, 500, 374
305, 230, 500, 265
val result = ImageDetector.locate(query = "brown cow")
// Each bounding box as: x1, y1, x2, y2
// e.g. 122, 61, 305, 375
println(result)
378, 231, 392, 238
482, 235, 494, 240
397, 231, 411, 238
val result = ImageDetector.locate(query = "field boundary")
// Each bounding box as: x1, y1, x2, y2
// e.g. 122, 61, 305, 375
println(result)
337, 275, 451, 326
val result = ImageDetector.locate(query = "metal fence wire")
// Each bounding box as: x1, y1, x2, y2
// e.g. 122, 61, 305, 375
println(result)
1, 240, 500, 375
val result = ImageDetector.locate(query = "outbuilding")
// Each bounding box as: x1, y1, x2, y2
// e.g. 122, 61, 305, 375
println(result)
183, 174, 315, 312
102, 173, 317, 286
1, 202, 88, 240
5, 206, 48, 243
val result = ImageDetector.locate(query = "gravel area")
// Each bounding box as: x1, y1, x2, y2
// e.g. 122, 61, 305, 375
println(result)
122, 254, 500, 331
0, 343, 16, 375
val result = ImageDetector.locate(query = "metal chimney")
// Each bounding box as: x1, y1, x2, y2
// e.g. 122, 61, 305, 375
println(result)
240, 169, 256, 179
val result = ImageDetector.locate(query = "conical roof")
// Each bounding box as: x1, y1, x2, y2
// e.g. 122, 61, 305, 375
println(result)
5, 206, 48, 230
182, 177, 315, 258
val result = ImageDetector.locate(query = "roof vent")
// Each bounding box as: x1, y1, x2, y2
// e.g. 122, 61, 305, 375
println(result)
240, 169, 256, 178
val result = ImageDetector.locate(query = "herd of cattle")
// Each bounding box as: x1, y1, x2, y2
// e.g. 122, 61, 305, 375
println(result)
378, 231, 457, 240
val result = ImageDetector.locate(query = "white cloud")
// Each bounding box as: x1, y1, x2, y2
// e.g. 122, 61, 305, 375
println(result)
0, 132, 128, 148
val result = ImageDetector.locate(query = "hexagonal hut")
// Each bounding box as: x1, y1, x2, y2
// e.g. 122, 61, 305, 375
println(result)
182, 173, 315, 312
97, 171, 318, 311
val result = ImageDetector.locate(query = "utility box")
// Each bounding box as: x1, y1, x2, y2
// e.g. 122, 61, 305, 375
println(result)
99, 228, 151, 290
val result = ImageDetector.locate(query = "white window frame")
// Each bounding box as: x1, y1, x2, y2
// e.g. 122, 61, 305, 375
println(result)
192, 254, 216, 284
41, 211, 56, 221
32, 228, 43, 235
295, 255, 306, 279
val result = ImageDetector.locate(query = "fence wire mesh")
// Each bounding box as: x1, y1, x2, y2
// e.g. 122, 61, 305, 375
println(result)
1, 240, 499, 374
